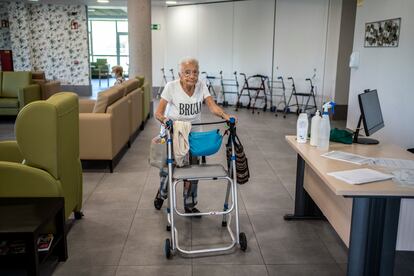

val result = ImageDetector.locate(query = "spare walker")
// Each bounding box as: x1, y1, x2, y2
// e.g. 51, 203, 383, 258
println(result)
157, 119, 247, 258
219, 71, 239, 107
267, 76, 287, 115
201, 72, 218, 102
236, 74, 268, 113
156, 68, 178, 98
283, 77, 317, 118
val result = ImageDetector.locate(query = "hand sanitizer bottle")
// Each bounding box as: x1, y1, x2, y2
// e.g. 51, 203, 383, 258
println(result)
310, 110, 321, 146
317, 102, 335, 150
296, 112, 308, 143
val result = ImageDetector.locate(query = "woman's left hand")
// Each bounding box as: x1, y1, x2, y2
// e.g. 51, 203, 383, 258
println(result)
224, 114, 238, 123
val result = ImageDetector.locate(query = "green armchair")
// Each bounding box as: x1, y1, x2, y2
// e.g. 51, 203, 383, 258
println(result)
91, 58, 110, 86
0, 92, 83, 219
0, 71, 41, 116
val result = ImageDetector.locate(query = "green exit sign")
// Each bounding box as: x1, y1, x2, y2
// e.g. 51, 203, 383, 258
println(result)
151, 24, 161, 30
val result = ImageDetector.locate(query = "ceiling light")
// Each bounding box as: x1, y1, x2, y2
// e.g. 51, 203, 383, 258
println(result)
28, 0, 39, 2
97, 0, 109, 3
166, 1, 177, 4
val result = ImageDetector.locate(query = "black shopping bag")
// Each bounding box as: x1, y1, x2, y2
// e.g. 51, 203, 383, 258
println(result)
226, 133, 250, 184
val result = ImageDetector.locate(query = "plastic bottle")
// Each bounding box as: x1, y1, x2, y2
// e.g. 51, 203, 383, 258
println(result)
310, 110, 321, 146
296, 112, 308, 143
318, 102, 335, 150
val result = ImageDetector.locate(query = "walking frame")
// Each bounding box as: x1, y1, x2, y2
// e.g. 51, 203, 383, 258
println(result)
157, 68, 177, 99
236, 73, 268, 114
219, 71, 239, 107
267, 76, 287, 116
283, 77, 317, 118
201, 71, 218, 101
160, 119, 247, 258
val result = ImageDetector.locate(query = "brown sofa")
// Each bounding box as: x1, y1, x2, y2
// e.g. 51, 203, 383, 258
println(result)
31, 71, 61, 100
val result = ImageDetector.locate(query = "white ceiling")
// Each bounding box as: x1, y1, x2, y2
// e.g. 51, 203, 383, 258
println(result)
0, 0, 235, 7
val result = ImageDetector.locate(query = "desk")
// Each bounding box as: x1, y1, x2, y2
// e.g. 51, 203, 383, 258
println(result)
284, 136, 414, 276
0, 198, 67, 276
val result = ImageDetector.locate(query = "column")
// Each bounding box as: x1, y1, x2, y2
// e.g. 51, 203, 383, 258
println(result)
127, 0, 152, 88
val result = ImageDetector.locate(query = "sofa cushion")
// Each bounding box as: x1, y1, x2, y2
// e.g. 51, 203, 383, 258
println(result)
2, 72, 32, 98
122, 79, 139, 96
92, 86, 124, 113
0, 98, 19, 108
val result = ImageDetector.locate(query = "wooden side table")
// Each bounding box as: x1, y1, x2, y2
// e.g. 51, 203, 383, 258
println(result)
0, 197, 67, 276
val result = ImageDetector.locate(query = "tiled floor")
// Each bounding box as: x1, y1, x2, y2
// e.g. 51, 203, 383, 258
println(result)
1, 104, 412, 275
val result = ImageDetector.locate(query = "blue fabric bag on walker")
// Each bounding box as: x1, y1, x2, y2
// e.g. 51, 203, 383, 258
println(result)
189, 129, 223, 157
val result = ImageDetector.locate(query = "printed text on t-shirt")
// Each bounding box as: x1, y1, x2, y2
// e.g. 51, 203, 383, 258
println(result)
179, 102, 202, 116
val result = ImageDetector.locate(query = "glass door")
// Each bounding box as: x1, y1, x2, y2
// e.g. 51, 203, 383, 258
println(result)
117, 32, 129, 77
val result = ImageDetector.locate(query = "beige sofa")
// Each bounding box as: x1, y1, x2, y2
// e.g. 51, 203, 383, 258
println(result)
121, 79, 143, 140
78, 79, 146, 172
79, 86, 130, 172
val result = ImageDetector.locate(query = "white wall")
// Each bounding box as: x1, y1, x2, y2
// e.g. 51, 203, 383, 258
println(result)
347, 0, 414, 149
153, 0, 342, 108
274, 0, 330, 103
347, 0, 414, 251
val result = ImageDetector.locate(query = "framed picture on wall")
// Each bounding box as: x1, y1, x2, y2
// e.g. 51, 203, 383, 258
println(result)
364, 18, 401, 47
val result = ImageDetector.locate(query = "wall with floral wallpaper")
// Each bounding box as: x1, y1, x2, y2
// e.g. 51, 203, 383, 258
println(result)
4, 2, 89, 85
0, 4, 11, 50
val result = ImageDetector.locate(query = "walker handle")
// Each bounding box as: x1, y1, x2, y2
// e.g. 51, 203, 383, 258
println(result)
165, 119, 173, 129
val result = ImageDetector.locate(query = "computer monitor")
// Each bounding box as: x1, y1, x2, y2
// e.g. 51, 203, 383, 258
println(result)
353, 89, 384, 144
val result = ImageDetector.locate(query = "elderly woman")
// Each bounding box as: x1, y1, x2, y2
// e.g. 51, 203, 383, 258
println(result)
155, 58, 237, 215
112, 65, 125, 86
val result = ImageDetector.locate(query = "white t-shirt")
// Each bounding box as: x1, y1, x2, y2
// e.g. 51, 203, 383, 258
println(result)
161, 79, 211, 130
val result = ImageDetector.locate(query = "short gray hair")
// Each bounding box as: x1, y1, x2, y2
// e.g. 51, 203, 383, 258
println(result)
178, 57, 199, 72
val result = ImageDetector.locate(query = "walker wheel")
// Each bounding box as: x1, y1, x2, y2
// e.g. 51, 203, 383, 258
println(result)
165, 239, 172, 259
166, 225, 171, 231
222, 221, 227, 227
283, 115, 287, 119
154, 198, 164, 210
239, 232, 247, 251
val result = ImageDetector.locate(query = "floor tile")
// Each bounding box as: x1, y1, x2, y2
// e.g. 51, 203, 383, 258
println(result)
267, 264, 345, 276
116, 265, 191, 276
54, 265, 117, 276
193, 264, 268, 276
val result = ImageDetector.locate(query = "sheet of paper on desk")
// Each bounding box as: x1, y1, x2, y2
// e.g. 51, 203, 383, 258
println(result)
392, 169, 414, 186
372, 158, 414, 169
322, 151, 372, 165
327, 168, 393, 185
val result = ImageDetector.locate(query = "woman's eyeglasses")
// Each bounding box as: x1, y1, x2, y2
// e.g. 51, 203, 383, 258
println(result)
182, 70, 199, 77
